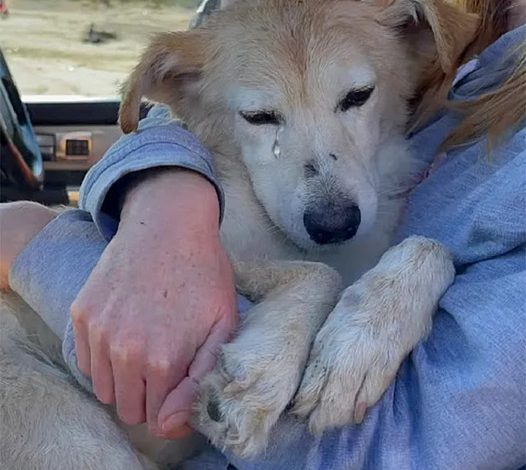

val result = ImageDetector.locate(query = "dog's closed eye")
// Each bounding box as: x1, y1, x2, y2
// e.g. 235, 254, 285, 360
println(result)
240, 110, 282, 126
337, 86, 375, 112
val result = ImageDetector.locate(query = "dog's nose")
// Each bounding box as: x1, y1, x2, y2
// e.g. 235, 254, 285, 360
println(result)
303, 203, 361, 244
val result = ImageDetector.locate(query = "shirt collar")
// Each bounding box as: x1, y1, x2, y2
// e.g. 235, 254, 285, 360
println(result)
451, 23, 526, 100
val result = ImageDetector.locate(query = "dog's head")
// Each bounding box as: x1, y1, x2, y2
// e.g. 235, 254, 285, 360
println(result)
120, 0, 477, 250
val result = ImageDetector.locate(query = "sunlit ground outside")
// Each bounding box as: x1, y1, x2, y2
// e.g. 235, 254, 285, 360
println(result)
0, 0, 198, 97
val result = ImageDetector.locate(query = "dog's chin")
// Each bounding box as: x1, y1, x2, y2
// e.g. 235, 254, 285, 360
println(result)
270, 223, 321, 253
283, 222, 378, 254
272, 214, 375, 254
284, 231, 350, 254
306, 238, 358, 254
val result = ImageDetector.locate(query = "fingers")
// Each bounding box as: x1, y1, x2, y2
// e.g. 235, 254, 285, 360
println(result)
145, 350, 193, 435
89, 325, 115, 405
157, 318, 233, 433
70, 303, 92, 379
71, 308, 196, 433
72, 303, 146, 423
114, 373, 146, 425
158, 377, 198, 433
70, 300, 236, 436
72, 301, 115, 406
189, 317, 233, 379
160, 421, 193, 440
111, 343, 147, 425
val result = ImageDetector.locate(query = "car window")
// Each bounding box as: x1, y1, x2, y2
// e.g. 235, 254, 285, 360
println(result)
0, 0, 198, 98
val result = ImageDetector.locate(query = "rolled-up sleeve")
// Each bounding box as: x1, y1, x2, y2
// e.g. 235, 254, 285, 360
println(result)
79, 105, 224, 240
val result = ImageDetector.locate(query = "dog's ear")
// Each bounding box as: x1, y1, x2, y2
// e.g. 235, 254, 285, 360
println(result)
374, 0, 479, 73
119, 31, 208, 134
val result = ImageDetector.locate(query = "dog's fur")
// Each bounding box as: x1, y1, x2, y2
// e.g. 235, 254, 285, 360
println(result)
0, 0, 477, 467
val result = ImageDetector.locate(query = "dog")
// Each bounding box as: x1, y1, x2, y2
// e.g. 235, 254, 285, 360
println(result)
0, 0, 477, 467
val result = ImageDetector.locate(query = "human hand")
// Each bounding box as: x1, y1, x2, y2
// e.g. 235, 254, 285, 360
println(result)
70, 169, 238, 438
0, 201, 56, 291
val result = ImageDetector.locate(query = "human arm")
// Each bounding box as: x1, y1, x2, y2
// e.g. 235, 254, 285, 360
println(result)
5, 105, 238, 438
75, 106, 238, 437
78, 105, 224, 239
73, 167, 237, 438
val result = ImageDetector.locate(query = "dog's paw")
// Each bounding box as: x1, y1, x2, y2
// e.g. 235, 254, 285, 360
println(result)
291, 285, 424, 434
291, 303, 402, 435
292, 236, 454, 435
193, 330, 304, 458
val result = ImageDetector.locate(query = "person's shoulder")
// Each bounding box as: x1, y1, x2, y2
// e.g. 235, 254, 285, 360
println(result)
401, 123, 526, 265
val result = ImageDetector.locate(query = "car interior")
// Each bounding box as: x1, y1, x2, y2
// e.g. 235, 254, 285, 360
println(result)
0, 47, 145, 205
1, 49, 121, 204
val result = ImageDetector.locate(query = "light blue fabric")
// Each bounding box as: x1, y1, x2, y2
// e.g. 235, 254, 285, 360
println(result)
79, 105, 224, 240
9, 209, 253, 393
9, 25, 526, 470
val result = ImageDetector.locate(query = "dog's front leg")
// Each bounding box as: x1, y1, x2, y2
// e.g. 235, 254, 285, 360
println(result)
293, 236, 455, 434
194, 260, 342, 458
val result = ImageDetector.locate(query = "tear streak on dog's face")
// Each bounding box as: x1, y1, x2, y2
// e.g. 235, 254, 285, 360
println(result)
120, 0, 478, 251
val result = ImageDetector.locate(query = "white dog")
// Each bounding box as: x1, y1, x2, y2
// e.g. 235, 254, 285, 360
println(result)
1, 0, 477, 467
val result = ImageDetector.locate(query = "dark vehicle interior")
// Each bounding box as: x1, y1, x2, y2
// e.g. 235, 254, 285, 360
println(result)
1, 0, 208, 206
0, 48, 125, 204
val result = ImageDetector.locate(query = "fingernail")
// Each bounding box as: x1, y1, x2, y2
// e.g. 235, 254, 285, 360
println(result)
161, 411, 187, 433
161, 416, 177, 433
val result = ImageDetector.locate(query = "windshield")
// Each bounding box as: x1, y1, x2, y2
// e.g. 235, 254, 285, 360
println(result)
0, 0, 197, 98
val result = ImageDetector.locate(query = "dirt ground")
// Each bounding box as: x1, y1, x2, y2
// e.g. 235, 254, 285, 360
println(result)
0, 0, 195, 97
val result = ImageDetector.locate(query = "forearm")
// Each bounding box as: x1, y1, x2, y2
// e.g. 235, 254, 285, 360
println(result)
120, 168, 220, 241
6, 169, 219, 340
6, 202, 248, 400
79, 105, 223, 240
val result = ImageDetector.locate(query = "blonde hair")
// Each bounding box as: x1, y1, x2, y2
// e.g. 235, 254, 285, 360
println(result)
413, 0, 526, 149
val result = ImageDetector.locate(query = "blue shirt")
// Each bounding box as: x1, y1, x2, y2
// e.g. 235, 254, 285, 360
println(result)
10, 25, 526, 470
